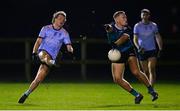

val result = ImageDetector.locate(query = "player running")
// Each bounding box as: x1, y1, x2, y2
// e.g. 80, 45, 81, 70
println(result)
133, 9, 163, 86
104, 11, 158, 104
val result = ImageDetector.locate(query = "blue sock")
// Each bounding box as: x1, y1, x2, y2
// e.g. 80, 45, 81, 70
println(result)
24, 89, 32, 96
147, 85, 155, 93
130, 89, 140, 97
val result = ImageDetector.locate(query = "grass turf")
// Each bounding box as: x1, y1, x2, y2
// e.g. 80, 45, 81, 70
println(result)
0, 81, 180, 110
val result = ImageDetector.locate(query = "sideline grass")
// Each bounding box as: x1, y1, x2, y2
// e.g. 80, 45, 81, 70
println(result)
0, 81, 180, 110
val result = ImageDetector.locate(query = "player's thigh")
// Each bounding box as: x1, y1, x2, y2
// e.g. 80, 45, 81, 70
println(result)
35, 64, 50, 80
140, 60, 149, 72
148, 57, 157, 69
39, 50, 53, 60
111, 63, 125, 79
128, 56, 140, 74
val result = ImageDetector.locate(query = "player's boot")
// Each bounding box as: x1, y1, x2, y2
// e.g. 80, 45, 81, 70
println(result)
150, 91, 158, 101
18, 94, 28, 104
135, 93, 143, 104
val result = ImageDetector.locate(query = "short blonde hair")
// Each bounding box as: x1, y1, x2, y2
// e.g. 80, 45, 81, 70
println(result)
52, 11, 66, 23
113, 11, 125, 19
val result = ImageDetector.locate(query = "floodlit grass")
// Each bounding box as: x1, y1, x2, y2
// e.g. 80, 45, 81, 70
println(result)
0, 81, 180, 110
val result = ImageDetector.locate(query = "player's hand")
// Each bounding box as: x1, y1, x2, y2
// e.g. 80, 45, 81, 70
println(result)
138, 47, 145, 54
69, 47, 73, 53
32, 52, 40, 63
104, 24, 113, 32
32, 53, 37, 61
67, 45, 73, 53
66, 45, 75, 62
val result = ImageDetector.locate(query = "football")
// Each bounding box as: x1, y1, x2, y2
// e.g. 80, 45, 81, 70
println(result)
108, 49, 121, 62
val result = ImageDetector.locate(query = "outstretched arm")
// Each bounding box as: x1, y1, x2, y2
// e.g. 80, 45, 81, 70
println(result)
33, 37, 42, 54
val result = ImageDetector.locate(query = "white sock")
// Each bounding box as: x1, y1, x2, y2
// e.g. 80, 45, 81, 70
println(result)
24, 89, 32, 96
49, 60, 55, 65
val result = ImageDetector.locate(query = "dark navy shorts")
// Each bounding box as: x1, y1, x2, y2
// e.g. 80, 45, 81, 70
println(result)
112, 48, 136, 63
138, 49, 158, 61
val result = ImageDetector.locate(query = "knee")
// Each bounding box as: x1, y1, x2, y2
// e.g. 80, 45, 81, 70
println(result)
113, 77, 123, 84
132, 69, 140, 76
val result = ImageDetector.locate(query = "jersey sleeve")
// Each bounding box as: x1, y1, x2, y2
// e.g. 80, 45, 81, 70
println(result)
124, 26, 131, 35
124, 26, 132, 39
154, 23, 159, 34
38, 27, 46, 38
133, 24, 139, 35
106, 24, 118, 44
63, 32, 71, 45
107, 33, 114, 44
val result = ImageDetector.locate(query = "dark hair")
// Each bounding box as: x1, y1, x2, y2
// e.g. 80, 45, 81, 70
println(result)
113, 11, 125, 19
52, 11, 66, 23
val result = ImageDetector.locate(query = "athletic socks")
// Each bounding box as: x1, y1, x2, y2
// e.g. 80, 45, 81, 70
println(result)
147, 85, 155, 94
130, 89, 140, 97
24, 89, 32, 96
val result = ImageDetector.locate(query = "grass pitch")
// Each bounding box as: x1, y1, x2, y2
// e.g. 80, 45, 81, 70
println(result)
0, 81, 180, 110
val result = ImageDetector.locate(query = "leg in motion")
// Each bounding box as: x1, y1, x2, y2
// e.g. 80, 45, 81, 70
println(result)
128, 56, 158, 101
18, 64, 49, 104
148, 57, 157, 86
112, 63, 143, 104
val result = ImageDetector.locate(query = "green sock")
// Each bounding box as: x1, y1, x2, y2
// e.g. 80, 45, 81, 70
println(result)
130, 89, 139, 97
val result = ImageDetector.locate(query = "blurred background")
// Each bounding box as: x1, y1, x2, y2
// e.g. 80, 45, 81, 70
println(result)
0, 0, 179, 82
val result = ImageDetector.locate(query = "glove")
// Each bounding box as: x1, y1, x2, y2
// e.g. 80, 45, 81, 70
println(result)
104, 24, 113, 32
32, 53, 40, 63
32, 53, 37, 61
138, 47, 145, 54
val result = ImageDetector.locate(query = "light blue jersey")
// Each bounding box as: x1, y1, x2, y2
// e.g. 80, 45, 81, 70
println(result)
133, 22, 158, 51
38, 25, 71, 60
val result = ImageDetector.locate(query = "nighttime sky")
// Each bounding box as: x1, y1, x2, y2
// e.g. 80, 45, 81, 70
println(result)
0, 0, 179, 38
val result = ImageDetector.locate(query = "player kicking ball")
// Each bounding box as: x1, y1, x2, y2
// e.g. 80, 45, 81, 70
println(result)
18, 11, 73, 104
